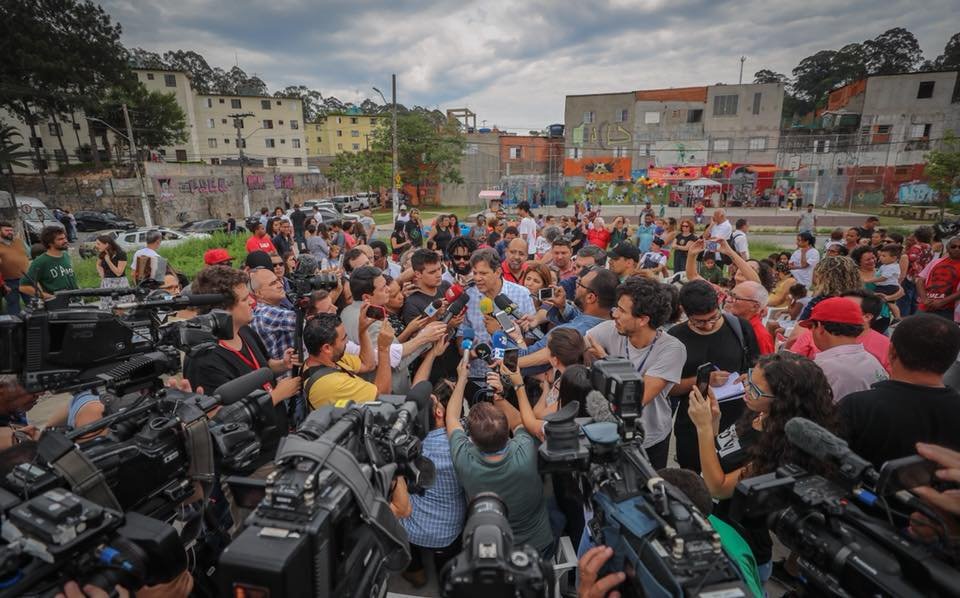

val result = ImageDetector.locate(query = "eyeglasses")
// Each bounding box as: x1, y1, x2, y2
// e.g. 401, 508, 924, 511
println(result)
452, 254, 470, 262
688, 311, 722, 328
724, 293, 759, 305
576, 280, 595, 295
746, 368, 776, 400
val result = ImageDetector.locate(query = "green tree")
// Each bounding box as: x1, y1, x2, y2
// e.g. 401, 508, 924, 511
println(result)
833, 43, 868, 84
791, 50, 841, 107
162, 50, 218, 93
370, 112, 465, 202
93, 76, 188, 155
0, 0, 130, 171
275, 85, 324, 121
0, 124, 32, 219
327, 150, 391, 192
925, 132, 960, 220
863, 27, 923, 75
929, 32, 960, 69
753, 69, 787, 84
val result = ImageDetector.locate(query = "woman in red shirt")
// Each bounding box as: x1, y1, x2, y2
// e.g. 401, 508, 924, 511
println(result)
586, 216, 612, 249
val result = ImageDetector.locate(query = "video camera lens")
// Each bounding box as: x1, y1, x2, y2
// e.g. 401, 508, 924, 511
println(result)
463, 492, 511, 548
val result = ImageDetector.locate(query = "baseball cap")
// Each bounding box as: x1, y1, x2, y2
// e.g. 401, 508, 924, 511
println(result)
799, 297, 863, 328
204, 248, 234, 266
607, 242, 640, 262
244, 250, 274, 270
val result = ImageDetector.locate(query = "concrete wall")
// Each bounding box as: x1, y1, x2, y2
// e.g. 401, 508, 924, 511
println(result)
564, 92, 636, 158
704, 82, 784, 164
439, 132, 501, 207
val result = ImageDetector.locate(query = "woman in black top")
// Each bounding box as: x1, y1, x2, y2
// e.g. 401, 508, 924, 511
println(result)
391, 222, 410, 261
430, 214, 454, 257
672, 218, 698, 273
687, 352, 839, 581
95, 234, 129, 307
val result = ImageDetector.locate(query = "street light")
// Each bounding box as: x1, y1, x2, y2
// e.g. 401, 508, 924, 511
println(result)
86, 113, 152, 227
373, 75, 399, 222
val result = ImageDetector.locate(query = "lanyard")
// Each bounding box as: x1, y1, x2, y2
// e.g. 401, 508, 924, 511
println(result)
634, 331, 661, 375
218, 340, 273, 391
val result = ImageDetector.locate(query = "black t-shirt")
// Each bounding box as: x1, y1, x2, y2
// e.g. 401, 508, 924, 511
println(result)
401, 284, 450, 325
183, 326, 288, 458
289, 209, 306, 230
710, 421, 773, 564
840, 380, 960, 468
273, 233, 292, 256
99, 250, 128, 278
405, 220, 423, 247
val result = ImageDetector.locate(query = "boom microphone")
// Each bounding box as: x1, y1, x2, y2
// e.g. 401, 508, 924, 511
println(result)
784, 417, 877, 484
585, 390, 618, 423
114, 293, 228, 310
213, 368, 276, 405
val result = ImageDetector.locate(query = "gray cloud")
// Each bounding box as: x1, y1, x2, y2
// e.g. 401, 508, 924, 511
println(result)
99, 0, 957, 130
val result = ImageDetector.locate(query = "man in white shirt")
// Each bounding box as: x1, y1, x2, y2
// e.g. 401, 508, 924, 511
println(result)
517, 201, 538, 259
730, 219, 750, 259
789, 231, 820, 288
132, 230, 162, 281
705, 209, 732, 241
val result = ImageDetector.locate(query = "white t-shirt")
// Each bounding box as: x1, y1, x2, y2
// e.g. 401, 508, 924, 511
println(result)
789, 247, 820, 287
876, 262, 901, 287
519, 216, 538, 255
132, 246, 160, 264
710, 219, 732, 240
730, 230, 749, 258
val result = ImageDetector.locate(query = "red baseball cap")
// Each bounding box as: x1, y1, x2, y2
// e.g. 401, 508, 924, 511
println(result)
204, 248, 234, 266
799, 297, 863, 328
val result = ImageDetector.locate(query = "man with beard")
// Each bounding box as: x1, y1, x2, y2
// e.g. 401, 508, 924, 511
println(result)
444, 236, 477, 287
502, 237, 528, 283
21, 226, 77, 300
516, 266, 617, 369
0, 221, 30, 315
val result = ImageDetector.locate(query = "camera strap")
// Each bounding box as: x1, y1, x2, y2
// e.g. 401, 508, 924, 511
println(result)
184, 417, 215, 503
50, 447, 122, 512
276, 434, 411, 570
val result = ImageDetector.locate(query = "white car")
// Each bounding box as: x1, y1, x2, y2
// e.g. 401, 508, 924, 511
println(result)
109, 227, 210, 251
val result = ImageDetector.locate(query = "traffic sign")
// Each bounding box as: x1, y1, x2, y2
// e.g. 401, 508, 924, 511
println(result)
19, 203, 32, 215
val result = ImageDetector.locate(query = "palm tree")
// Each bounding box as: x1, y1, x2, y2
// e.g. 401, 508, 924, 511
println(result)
0, 124, 33, 224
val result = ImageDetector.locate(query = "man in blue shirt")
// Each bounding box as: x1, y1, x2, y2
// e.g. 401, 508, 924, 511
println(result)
400, 380, 467, 588
634, 213, 657, 252
516, 267, 616, 370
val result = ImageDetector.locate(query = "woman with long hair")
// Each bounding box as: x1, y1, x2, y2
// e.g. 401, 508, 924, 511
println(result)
767, 263, 797, 308
391, 221, 410, 261
672, 218, 698, 273
429, 214, 454, 257
95, 234, 129, 307
688, 352, 839, 582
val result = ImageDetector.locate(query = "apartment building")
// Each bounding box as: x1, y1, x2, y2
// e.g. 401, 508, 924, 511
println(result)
136, 68, 202, 163
1, 105, 117, 174
306, 109, 383, 157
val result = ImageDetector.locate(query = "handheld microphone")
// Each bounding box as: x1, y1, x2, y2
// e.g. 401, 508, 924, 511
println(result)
784, 417, 878, 484
494, 293, 544, 340
460, 326, 475, 351
441, 293, 470, 325
479, 296, 494, 316
474, 342, 492, 364
424, 299, 443, 318
491, 331, 506, 360
585, 390, 618, 423
213, 367, 275, 405
444, 283, 464, 303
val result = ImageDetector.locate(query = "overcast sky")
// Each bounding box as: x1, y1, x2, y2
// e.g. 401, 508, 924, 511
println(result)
101, 0, 957, 132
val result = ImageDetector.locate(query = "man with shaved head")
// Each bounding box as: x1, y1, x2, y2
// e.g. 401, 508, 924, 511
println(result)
724, 280, 773, 354
250, 267, 297, 360
502, 236, 528, 283
706, 208, 732, 241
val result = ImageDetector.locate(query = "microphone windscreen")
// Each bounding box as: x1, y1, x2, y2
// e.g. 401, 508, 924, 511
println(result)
585, 390, 618, 423
444, 283, 464, 303
214, 367, 275, 404
294, 254, 319, 276
479, 297, 494, 315
494, 294, 514, 311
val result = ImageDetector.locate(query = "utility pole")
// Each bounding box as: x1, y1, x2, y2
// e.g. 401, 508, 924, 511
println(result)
391, 74, 399, 222
122, 103, 153, 227
230, 112, 255, 218
739, 56, 746, 84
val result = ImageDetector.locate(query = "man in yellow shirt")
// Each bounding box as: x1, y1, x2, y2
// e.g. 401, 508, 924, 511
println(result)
302, 308, 394, 409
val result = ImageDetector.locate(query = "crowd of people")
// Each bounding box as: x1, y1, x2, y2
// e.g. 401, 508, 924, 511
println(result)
2, 198, 960, 597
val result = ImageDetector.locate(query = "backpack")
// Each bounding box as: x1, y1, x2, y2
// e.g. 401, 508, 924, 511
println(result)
721, 312, 752, 370
301, 364, 346, 410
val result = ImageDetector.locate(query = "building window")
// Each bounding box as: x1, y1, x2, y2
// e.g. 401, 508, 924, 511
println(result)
337, 130, 343, 137
713, 94, 739, 116
267, 158, 277, 166
278, 120, 284, 126
748, 137, 766, 151
813, 139, 830, 153
261, 99, 271, 110
231, 99, 242, 109
644, 111, 660, 124
336, 116, 342, 124
567, 147, 581, 158
509, 146, 522, 159
917, 81, 935, 99
352, 143, 360, 150
221, 118, 227, 124
316, 136, 322, 142
207, 118, 215, 128
613, 146, 627, 157
872, 124, 892, 144
909, 123, 932, 139
281, 159, 287, 165
350, 117, 358, 124
47, 122, 61, 136
207, 138, 217, 148
263, 119, 273, 129
642, 143, 652, 156
233, 118, 244, 129
290, 120, 299, 130
224, 139, 230, 145
219, 98, 225, 104
210, 158, 220, 165
175, 149, 187, 161
277, 100, 282, 106
687, 109, 703, 123
206, 98, 213, 108
30, 137, 42, 148
280, 138, 285, 144
146, 73, 155, 80
614, 109, 629, 123
294, 158, 302, 166
239, 139, 246, 148
337, 143, 343, 150
713, 138, 730, 151
265, 138, 275, 148
370, 118, 377, 125
351, 130, 359, 137
292, 139, 300, 148
752, 92, 762, 115
53, 149, 66, 162
164, 74, 176, 87
583, 111, 594, 124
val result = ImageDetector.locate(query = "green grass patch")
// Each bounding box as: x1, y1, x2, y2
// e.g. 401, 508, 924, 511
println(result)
750, 240, 789, 258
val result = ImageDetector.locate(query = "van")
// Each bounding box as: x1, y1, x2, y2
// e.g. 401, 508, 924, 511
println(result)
15, 196, 63, 243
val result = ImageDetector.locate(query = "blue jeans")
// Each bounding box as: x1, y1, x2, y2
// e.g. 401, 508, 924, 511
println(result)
3, 278, 21, 315
757, 560, 772, 583
897, 278, 917, 317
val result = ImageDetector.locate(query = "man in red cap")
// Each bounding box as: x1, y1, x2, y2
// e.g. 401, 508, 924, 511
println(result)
204, 248, 234, 267
800, 297, 887, 402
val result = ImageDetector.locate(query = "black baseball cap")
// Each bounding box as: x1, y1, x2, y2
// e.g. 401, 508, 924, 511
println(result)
607, 242, 640, 262
245, 250, 273, 270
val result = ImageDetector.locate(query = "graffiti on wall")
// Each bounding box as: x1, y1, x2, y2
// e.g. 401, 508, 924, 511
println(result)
246, 175, 265, 190
563, 157, 632, 181
156, 178, 174, 202
175, 178, 230, 194
499, 174, 549, 204
274, 175, 295, 189
571, 121, 633, 150
897, 181, 960, 204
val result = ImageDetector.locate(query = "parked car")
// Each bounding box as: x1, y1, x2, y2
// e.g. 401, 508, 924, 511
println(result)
178, 219, 228, 234
355, 192, 380, 208
74, 210, 136, 232
14, 196, 63, 243
329, 194, 364, 212
107, 227, 210, 252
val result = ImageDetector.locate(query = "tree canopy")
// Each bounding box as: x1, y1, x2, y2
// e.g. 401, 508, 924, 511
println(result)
925, 132, 960, 220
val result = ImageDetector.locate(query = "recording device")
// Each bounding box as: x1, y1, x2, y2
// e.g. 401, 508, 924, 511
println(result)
695, 362, 713, 397
494, 294, 544, 340
493, 311, 516, 335
218, 384, 437, 598
440, 493, 552, 598
474, 342, 492, 364
287, 254, 339, 300
444, 283, 465, 304
366, 304, 387, 320
537, 287, 554, 301
536, 358, 751, 597
0, 487, 185, 598
424, 299, 443, 318
491, 330, 507, 360
706, 240, 718, 252
441, 292, 470, 326
479, 296, 495, 317
502, 347, 519, 372
729, 417, 960, 597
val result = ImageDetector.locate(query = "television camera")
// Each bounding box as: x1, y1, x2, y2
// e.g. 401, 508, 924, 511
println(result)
218, 381, 437, 598
730, 417, 960, 597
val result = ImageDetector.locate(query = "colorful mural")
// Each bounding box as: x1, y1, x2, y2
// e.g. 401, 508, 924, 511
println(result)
897, 180, 960, 204
563, 157, 632, 181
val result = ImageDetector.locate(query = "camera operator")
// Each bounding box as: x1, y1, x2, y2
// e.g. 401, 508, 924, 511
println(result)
584, 276, 685, 468
0, 377, 41, 449
445, 352, 554, 559
181, 266, 301, 415
687, 352, 840, 583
